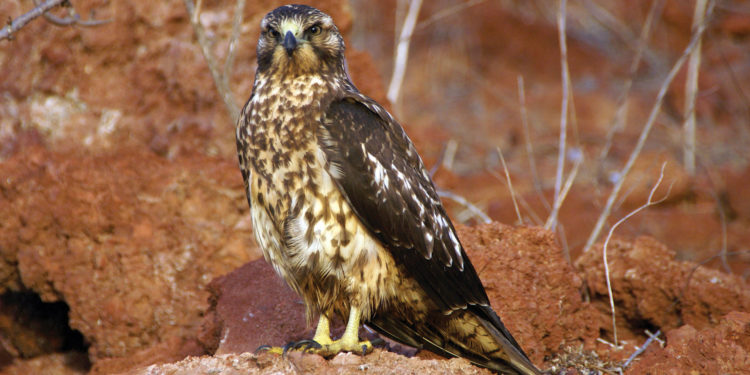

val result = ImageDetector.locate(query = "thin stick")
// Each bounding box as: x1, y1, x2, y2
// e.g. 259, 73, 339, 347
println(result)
41, 11, 110, 27
437, 190, 491, 224
584, 4, 714, 252
599, 0, 664, 162
683, 0, 709, 176
602, 163, 672, 347
441, 139, 458, 171
556, 223, 572, 265
703, 167, 732, 273
387, 0, 423, 105
1, 0, 110, 41
487, 167, 545, 226
677, 250, 750, 304
183, 0, 240, 121
552, 0, 570, 232
496, 145, 523, 225
222, 0, 246, 94
411, 0, 485, 34
544, 155, 582, 230
715, 190, 731, 273
517, 75, 547, 208
2, 0, 65, 40
33, 0, 111, 28
622, 330, 662, 368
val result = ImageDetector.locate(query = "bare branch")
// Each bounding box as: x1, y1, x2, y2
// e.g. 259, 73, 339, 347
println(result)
387, 0, 423, 105
437, 190, 491, 224
599, 0, 664, 162
496, 145, 523, 225
622, 330, 662, 368
601, 162, 673, 347
441, 139, 458, 171
182, 0, 240, 122
412, 0, 485, 34
551, 0, 571, 232
678, 250, 750, 302
517, 75, 548, 211
545, 154, 582, 231
1, 0, 111, 41
487, 167, 545, 226
222, 0, 246, 94
41, 11, 110, 27
33, 0, 111, 27
683, 0, 710, 176
2, 0, 65, 41
584, 3, 714, 251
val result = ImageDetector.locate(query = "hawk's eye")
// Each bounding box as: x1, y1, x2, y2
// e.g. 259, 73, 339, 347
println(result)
267, 27, 280, 39
307, 25, 321, 36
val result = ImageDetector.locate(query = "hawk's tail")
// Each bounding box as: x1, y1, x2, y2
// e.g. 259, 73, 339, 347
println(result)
369, 306, 541, 375
472, 305, 542, 375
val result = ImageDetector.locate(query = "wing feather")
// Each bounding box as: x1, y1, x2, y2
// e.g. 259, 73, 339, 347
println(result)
318, 95, 488, 311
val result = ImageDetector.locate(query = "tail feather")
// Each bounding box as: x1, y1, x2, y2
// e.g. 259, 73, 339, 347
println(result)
369, 307, 541, 375
472, 305, 541, 375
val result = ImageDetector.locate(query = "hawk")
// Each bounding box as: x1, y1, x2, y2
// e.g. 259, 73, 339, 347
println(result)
235, 4, 540, 375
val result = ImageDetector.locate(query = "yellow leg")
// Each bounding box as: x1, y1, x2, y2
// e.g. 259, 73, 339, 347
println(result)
312, 314, 334, 346
317, 306, 373, 356
257, 307, 374, 356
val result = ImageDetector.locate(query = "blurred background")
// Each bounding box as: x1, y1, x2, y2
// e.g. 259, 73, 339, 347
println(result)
347, 0, 750, 270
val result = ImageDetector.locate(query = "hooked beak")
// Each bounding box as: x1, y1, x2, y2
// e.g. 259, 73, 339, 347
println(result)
283, 31, 297, 55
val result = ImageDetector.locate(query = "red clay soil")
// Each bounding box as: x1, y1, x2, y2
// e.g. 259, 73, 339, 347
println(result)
0, 143, 256, 373
627, 311, 750, 374
577, 236, 750, 337
126, 351, 492, 375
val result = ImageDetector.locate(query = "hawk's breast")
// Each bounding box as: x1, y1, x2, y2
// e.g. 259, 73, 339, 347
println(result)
240, 73, 422, 318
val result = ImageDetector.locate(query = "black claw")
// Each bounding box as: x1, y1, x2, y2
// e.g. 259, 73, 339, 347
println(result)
254, 344, 272, 354
371, 337, 385, 347
281, 341, 297, 358
361, 344, 367, 357
295, 339, 322, 353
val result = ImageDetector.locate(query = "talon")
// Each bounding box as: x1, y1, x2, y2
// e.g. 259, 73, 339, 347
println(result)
255, 344, 272, 354
295, 339, 322, 353
282, 341, 297, 358
371, 337, 385, 347
255, 344, 284, 355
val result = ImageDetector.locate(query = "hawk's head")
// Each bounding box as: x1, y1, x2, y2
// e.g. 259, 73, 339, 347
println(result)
256, 4, 345, 77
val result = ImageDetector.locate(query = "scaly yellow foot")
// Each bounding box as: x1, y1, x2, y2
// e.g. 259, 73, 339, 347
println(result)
256, 307, 375, 357
310, 306, 374, 356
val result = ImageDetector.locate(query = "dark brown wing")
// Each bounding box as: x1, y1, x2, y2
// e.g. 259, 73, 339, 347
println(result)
318, 94, 539, 375
318, 94, 488, 312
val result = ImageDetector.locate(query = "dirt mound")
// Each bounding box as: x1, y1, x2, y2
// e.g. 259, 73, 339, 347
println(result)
0, 144, 255, 373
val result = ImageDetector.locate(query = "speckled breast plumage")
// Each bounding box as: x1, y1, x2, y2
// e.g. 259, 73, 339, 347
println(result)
236, 73, 421, 321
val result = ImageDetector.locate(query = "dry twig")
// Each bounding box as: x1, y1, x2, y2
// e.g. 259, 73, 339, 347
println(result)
517, 75, 547, 209
544, 154, 583, 231
222, 0, 246, 97
437, 190, 491, 224
496, 145, 523, 225
486, 168, 545, 226
584, 3, 714, 251
182, 0, 241, 121
411, 0, 485, 34
683, 0, 710, 176
622, 330, 662, 368
598, 0, 664, 163
551, 0, 571, 232
1, 0, 109, 41
387, 0, 423, 105
601, 162, 672, 347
